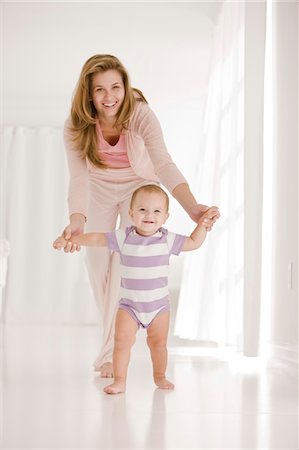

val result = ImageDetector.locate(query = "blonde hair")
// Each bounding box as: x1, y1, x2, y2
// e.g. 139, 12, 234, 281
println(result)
69, 54, 147, 168
130, 185, 169, 211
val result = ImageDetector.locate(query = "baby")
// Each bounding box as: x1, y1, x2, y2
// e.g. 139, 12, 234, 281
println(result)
53, 184, 218, 394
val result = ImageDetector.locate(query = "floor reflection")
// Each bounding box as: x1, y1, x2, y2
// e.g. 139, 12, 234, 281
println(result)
2, 324, 298, 449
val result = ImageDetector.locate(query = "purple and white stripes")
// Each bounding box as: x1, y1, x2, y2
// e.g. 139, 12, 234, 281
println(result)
106, 226, 186, 328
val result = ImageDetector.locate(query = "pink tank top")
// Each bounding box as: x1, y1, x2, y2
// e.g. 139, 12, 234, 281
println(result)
96, 122, 130, 168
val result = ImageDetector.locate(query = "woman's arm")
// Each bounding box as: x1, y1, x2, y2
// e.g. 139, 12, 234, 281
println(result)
64, 118, 89, 219
172, 183, 220, 227
134, 104, 220, 226
59, 119, 89, 252
133, 103, 187, 192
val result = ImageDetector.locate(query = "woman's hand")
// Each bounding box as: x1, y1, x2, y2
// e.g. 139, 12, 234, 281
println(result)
62, 213, 86, 253
189, 204, 220, 231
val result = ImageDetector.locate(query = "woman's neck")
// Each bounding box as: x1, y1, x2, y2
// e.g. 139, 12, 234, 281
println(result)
98, 115, 117, 131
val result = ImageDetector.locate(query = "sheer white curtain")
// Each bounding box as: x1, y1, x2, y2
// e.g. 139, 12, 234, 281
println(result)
2, 126, 98, 324
175, 1, 245, 348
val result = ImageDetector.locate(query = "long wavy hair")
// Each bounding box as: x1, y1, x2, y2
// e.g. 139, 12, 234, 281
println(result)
69, 54, 147, 168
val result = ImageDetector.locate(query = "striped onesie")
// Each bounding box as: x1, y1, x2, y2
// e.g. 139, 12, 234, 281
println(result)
106, 226, 187, 328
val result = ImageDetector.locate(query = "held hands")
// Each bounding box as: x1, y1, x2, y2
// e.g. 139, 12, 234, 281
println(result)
53, 235, 81, 252
190, 204, 220, 231
53, 235, 68, 251
197, 206, 220, 230
53, 213, 85, 253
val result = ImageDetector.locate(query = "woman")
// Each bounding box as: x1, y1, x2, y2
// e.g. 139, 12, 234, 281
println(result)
61, 54, 219, 377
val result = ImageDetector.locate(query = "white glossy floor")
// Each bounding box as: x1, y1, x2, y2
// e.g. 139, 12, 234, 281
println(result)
1, 323, 298, 450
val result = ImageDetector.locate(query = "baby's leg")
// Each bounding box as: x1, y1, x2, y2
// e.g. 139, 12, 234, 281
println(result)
104, 309, 138, 394
146, 311, 174, 390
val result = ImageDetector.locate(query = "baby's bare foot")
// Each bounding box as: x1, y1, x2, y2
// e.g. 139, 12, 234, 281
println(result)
154, 377, 175, 390
104, 381, 126, 395
97, 362, 113, 378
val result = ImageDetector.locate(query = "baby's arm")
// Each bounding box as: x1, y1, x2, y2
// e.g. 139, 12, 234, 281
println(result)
182, 206, 219, 251
53, 232, 107, 251
69, 232, 107, 248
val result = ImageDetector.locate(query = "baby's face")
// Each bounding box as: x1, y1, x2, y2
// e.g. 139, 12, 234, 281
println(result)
129, 191, 169, 236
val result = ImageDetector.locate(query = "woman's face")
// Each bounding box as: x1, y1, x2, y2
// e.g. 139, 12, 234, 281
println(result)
90, 69, 125, 122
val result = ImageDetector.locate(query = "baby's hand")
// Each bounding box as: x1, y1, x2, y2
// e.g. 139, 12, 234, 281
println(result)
53, 235, 68, 250
53, 235, 81, 253
199, 206, 219, 229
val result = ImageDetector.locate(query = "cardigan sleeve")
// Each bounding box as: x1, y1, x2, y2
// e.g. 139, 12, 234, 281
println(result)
64, 118, 89, 218
134, 103, 187, 193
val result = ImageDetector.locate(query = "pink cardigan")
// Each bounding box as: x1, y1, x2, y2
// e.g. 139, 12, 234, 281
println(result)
64, 101, 187, 217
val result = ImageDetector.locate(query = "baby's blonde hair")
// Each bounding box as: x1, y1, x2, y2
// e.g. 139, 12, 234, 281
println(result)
130, 185, 169, 211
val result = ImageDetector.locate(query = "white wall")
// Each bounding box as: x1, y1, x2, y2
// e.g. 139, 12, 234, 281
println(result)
271, 1, 298, 363
3, 2, 215, 126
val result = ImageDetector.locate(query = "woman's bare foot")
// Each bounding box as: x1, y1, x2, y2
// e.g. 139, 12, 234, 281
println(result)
104, 381, 126, 395
97, 362, 113, 378
154, 377, 175, 390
